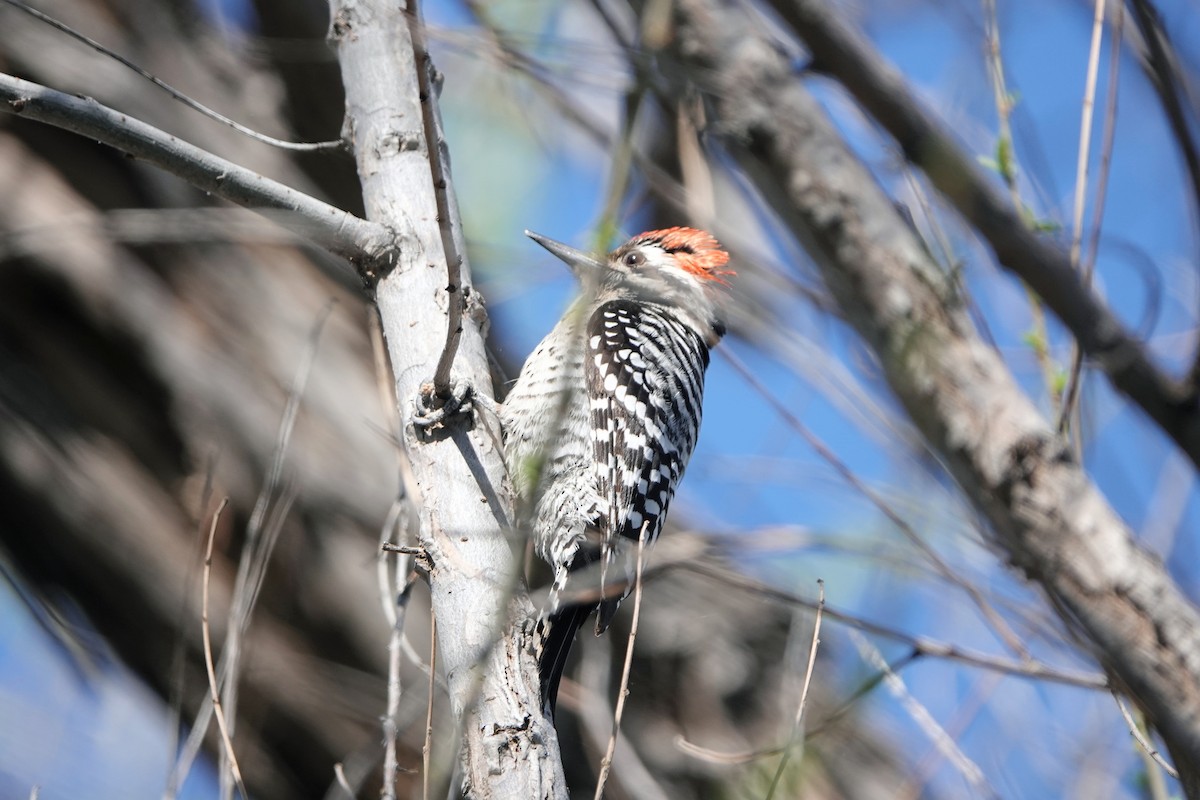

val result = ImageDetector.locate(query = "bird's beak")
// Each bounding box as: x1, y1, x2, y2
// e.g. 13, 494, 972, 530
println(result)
525, 230, 606, 278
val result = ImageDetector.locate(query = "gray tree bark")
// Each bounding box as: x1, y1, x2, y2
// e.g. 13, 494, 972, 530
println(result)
328, 2, 567, 797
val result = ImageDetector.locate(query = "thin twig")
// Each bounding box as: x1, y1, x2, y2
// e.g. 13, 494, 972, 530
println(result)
382, 542, 426, 556
1127, 0, 1200, 249
1113, 690, 1180, 779
1056, 0, 1107, 451
217, 304, 332, 776
0, 0, 342, 151
1132, 0, 1200, 391
982, 0, 1058, 410
333, 762, 356, 799
461, 5, 701, 236
765, 579, 824, 800
1068, 0, 1106, 274
593, 523, 649, 800
1082, 3, 1124, 287
591, 0, 666, 250
850, 630, 998, 799
675, 649, 918, 768
408, 0, 466, 398
201, 498, 248, 800
377, 499, 408, 627
1059, 2, 1125, 436
244, 300, 336, 566
163, 456, 216, 800
0, 73, 388, 267
678, 561, 1107, 690
380, 495, 414, 800
422, 612, 437, 800
981, 0, 1019, 206
899, 672, 1002, 800
564, 653, 672, 800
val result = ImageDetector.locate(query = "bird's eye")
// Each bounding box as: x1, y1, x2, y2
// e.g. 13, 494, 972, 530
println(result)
623, 251, 645, 268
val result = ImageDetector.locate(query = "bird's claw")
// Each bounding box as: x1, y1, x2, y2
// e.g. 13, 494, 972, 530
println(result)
412, 379, 473, 432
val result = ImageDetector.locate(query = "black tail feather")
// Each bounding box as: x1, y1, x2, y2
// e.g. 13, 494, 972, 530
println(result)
539, 602, 593, 715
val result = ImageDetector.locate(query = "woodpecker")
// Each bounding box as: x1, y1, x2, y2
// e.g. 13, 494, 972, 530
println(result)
501, 227, 732, 711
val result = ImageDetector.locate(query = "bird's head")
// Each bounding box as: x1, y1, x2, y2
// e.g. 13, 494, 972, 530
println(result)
525, 227, 733, 341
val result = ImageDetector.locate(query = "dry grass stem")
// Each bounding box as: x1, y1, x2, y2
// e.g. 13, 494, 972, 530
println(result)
593, 524, 649, 800
765, 579, 825, 799
423, 612, 437, 800
201, 498, 247, 800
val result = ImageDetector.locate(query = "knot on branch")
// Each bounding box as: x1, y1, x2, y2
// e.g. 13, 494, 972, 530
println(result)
412, 378, 473, 438
356, 225, 414, 289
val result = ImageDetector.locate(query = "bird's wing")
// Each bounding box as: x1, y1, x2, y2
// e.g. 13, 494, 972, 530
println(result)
585, 298, 708, 563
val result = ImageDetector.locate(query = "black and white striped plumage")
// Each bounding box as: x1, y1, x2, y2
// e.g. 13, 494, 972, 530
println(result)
501, 227, 731, 712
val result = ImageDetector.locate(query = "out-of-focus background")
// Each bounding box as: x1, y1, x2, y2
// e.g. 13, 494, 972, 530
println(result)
0, 0, 1197, 798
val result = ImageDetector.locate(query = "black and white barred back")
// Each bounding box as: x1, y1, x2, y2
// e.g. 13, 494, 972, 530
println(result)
503, 227, 731, 713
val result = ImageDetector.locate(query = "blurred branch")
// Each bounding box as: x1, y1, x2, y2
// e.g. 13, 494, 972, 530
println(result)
1113, 690, 1179, 780
764, 0, 1200, 470
981, 0, 1058, 413
722, 348, 1028, 657
680, 561, 1106, 690
558, 677, 672, 800
0, 0, 343, 151
1126, 0, 1200, 254
1060, 2, 1125, 442
0, 72, 391, 270
667, 2, 1200, 790
849, 630, 997, 798
1126, 0, 1200, 391
201, 498, 249, 800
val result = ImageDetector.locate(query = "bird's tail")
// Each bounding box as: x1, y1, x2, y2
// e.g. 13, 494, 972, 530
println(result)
539, 542, 629, 712
538, 601, 592, 715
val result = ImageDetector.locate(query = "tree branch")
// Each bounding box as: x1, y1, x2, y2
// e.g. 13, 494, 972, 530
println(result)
667, 1, 1200, 792
407, 2, 468, 400
0, 72, 391, 269
763, 0, 1200, 470
328, 1, 567, 797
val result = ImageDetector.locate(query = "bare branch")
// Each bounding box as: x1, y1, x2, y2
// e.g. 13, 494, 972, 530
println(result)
0, 0, 343, 151
0, 72, 391, 269
423, 612, 437, 800
680, 561, 1106, 690
766, 0, 1200, 468
667, 2, 1200, 790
